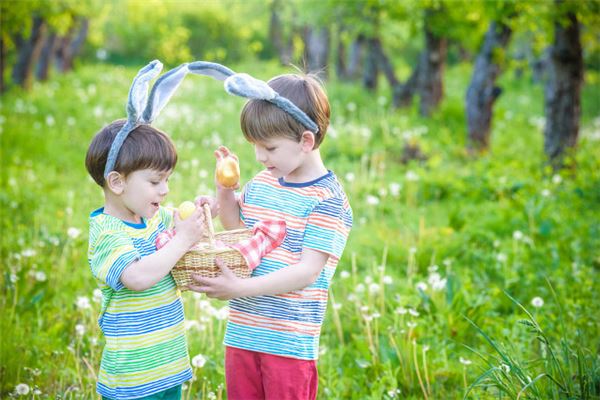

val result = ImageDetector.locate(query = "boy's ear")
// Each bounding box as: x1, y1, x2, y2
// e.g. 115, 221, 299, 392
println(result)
106, 171, 125, 195
300, 131, 316, 152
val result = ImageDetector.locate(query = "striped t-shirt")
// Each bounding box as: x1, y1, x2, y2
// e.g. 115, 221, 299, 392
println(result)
224, 170, 353, 360
88, 207, 192, 399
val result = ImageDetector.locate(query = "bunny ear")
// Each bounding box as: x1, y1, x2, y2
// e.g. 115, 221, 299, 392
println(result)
224, 73, 277, 101
142, 63, 190, 123
126, 60, 163, 123
188, 61, 235, 81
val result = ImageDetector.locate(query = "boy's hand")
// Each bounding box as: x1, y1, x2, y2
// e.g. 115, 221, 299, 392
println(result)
215, 146, 240, 191
173, 207, 206, 248
188, 258, 244, 300
195, 195, 218, 219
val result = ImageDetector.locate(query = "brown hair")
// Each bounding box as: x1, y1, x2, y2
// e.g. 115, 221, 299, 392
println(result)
85, 119, 177, 187
240, 74, 330, 148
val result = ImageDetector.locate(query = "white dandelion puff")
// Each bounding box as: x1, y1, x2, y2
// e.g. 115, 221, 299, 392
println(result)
366, 195, 380, 206
67, 227, 81, 239
339, 270, 350, 279
76, 296, 91, 310
513, 230, 523, 241
192, 354, 207, 368
35, 271, 46, 282
368, 283, 381, 295
531, 297, 544, 308
93, 289, 103, 303
459, 357, 472, 365
15, 383, 30, 395
75, 324, 85, 336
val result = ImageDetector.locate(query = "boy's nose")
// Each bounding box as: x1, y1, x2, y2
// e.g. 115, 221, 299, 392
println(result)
159, 182, 169, 196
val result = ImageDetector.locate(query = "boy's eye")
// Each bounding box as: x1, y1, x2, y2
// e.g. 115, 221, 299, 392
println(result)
266, 147, 276, 152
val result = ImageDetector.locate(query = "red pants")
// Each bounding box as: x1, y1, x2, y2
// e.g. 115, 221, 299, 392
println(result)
225, 346, 318, 400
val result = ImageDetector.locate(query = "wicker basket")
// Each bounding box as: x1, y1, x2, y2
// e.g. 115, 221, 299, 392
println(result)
172, 204, 252, 290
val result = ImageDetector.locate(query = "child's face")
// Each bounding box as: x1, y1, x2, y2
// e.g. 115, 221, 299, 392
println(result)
253, 137, 304, 180
120, 168, 171, 221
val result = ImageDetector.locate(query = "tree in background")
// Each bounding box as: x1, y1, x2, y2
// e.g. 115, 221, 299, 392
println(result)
543, 0, 584, 169
466, 1, 517, 152
1, 0, 100, 92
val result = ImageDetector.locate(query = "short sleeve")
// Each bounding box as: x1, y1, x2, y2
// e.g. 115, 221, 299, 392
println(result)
303, 196, 352, 259
159, 206, 175, 229
89, 230, 141, 291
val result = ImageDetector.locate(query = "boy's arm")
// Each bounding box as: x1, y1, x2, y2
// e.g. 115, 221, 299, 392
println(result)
188, 248, 329, 300
120, 235, 195, 291
121, 207, 206, 291
217, 187, 244, 230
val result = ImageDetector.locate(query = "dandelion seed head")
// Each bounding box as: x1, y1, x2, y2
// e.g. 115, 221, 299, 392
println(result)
395, 307, 407, 315
67, 227, 81, 239
459, 357, 472, 365
339, 270, 350, 279
75, 324, 85, 336
192, 354, 207, 368
383, 275, 393, 285
35, 271, 47, 282
531, 296, 544, 308
76, 296, 91, 310
366, 195, 380, 206
513, 230, 523, 241
416, 282, 428, 292
15, 383, 30, 395
408, 308, 420, 317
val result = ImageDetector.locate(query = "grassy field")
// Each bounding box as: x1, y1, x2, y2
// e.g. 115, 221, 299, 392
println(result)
1, 60, 599, 399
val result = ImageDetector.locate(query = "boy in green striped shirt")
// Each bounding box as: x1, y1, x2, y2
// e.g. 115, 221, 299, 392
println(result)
86, 119, 208, 399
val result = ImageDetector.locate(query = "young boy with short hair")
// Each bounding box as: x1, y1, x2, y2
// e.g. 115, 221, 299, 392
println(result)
191, 73, 353, 400
86, 119, 206, 399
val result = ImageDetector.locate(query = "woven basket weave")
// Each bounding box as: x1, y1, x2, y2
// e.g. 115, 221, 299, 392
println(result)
172, 204, 252, 290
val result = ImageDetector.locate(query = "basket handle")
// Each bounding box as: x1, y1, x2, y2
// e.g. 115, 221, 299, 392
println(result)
202, 204, 216, 248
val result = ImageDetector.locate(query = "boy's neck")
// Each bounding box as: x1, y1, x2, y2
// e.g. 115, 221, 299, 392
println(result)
103, 191, 143, 224
284, 149, 328, 183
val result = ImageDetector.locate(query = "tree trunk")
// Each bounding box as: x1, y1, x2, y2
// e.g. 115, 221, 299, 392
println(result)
465, 20, 513, 151
335, 26, 347, 79
59, 17, 88, 72
11, 16, 46, 90
36, 31, 57, 81
418, 9, 447, 116
269, 0, 293, 65
543, 4, 583, 169
394, 56, 422, 108
303, 25, 330, 79
362, 37, 378, 90
54, 26, 74, 73
346, 34, 365, 79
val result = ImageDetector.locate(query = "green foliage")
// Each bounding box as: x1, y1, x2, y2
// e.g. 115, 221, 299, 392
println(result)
93, 0, 268, 67
1, 57, 599, 398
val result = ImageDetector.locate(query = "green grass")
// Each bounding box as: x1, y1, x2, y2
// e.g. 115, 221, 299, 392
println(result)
1, 60, 599, 399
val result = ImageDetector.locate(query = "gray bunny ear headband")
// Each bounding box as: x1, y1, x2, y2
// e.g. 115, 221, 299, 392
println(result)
104, 60, 318, 178
188, 61, 319, 134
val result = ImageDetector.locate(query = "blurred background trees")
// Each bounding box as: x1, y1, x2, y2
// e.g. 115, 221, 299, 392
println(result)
1, 0, 598, 167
